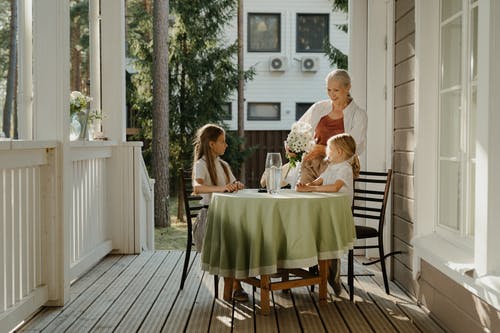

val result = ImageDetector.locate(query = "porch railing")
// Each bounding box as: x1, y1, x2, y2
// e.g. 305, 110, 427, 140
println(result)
0, 141, 54, 332
0, 140, 154, 332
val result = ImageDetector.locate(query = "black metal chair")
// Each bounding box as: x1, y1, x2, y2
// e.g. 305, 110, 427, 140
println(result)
347, 169, 401, 301
179, 169, 219, 298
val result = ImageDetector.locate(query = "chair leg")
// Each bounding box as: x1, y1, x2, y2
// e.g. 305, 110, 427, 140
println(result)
379, 244, 390, 295
179, 242, 192, 290
214, 275, 219, 299
348, 249, 354, 301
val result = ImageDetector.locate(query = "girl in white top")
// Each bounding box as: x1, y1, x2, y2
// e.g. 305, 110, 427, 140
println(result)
296, 133, 360, 201
296, 133, 360, 296
191, 124, 247, 302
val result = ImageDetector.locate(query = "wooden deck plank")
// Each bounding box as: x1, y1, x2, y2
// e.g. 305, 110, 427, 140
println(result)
335, 276, 374, 332
292, 287, 326, 332
357, 275, 422, 333
252, 286, 278, 332
136, 251, 190, 333
18, 255, 122, 332
39, 255, 137, 333
232, 282, 255, 332
161, 254, 204, 332
16, 252, 448, 333
185, 266, 216, 332
352, 276, 398, 333
357, 257, 447, 333
272, 281, 302, 331
90, 251, 167, 332
64, 251, 155, 332
113, 251, 183, 333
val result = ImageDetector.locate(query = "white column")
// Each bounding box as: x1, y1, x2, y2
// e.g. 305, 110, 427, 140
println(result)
475, 0, 500, 276
100, 0, 127, 142
32, 0, 70, 141
89, 0, 101, 129
17, 0, 33, 140
348, 0, 367, 111
32, 0, 71, 305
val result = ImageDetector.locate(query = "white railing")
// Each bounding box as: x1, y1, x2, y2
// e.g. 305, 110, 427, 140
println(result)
0, 141, 54, 333
0, 140, 154, 332
69, 143, 113, 280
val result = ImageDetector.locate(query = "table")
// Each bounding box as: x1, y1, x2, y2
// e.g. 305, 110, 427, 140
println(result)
201, 189, 355, 314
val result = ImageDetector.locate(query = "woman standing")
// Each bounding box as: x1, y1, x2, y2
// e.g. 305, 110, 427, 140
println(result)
296, 69, 367, 183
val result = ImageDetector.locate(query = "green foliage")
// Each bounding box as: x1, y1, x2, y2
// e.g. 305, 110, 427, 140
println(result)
324, 41, 348, 70
324, 0, 348, 69
0, 1, 11, 128
127, 0, 254, 189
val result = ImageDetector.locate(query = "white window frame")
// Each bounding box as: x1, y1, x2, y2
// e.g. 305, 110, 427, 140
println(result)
435, 0, 477, 248
413, 0, 500, 310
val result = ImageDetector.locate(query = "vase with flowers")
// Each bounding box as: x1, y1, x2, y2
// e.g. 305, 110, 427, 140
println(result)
70, 91, 92, 141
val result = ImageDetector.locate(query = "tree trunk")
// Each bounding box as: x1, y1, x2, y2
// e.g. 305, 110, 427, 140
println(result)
2, 0, 18, 137
237, 0, 245, 181
152, 0, 170, 227
70, 16, 82, 92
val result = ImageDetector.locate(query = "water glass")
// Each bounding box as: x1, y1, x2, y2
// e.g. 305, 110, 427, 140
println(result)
265, 152, 282, 194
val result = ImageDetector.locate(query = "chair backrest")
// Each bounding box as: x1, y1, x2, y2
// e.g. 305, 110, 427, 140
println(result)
352, 170, 393, 232
179, 169, 206, 237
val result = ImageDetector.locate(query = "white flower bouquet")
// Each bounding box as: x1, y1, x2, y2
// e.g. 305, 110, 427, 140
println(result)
70, 91, 92, 117
285, 121, 314, 168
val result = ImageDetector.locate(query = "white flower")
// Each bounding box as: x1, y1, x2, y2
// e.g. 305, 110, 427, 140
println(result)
70, 91, 92, 116
285, 121, 314, 167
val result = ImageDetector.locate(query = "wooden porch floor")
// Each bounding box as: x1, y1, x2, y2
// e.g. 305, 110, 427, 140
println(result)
17, 250, 448, 333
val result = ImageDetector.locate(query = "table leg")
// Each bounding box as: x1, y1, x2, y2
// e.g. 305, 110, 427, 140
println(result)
260, 274, 271, 315
223, 277, 233, 301
318, 260, 328, 305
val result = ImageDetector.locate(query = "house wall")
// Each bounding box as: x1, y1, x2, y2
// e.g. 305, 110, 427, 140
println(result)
393, 1, 500, 331
392, 0, 416, 295
222, 0, 348, 131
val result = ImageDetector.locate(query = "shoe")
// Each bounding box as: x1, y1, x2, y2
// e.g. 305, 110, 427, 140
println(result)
328, 259, 342, 296
232, 288, 249, 302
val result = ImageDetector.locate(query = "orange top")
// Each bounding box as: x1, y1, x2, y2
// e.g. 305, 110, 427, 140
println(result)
314, 116, 344, 145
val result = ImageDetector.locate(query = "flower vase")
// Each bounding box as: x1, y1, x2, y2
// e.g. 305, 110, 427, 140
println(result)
76, 110, 89, 140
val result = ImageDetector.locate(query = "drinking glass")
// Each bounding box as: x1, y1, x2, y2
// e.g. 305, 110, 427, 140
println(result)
265, 152, 282, 194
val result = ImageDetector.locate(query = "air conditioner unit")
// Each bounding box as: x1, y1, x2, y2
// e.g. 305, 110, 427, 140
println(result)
301, 57, 319, 72
269, 56, 287, 72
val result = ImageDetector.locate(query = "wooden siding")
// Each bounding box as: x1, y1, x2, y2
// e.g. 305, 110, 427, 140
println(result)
418, 260, 500, 333
392, 0, 416, 296
17, 251, 449, 333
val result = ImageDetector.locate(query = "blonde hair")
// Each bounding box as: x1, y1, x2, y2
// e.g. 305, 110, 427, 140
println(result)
327, 133, 360, 178
325, 69, 351, 87
193, 124, 230, 185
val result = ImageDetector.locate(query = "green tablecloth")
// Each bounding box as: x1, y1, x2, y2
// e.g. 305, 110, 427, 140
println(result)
201, 189, 355, 279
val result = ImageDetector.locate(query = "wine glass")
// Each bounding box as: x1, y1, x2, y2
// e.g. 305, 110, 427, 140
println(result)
265, 152, 282, 194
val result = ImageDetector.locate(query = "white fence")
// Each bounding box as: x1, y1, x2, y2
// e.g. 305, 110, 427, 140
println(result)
0, 140, 154, 332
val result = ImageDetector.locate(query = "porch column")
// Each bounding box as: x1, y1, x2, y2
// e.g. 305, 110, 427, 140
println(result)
32, 0, 71, 305
100, 0, 127, 143
32, 0, 70, 141
89, 0, 101, 127
476, 0, 500, 276
17, 0, 33, 140
348, 0, 367, 111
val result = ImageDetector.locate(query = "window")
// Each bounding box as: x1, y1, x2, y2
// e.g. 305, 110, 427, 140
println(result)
437, 0, 478, 239
221, 102, 232, 120
248, 13, 280, 52
296, 14, 329, 53
295, 103, 313, 120
247, 103, 280, 121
